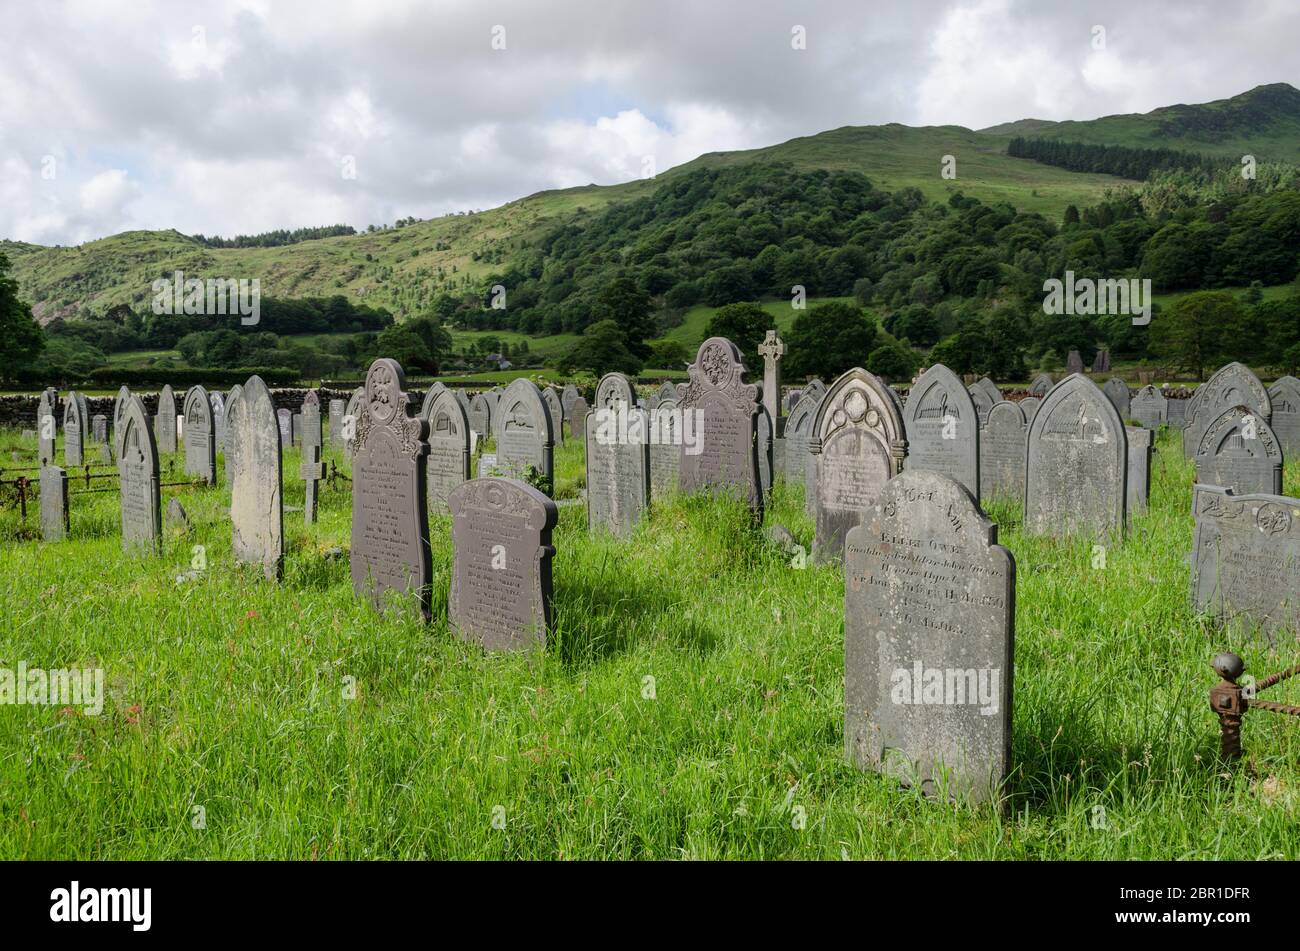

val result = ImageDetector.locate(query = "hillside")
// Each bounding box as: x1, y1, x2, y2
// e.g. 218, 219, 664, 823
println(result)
981, 83, 1300, 161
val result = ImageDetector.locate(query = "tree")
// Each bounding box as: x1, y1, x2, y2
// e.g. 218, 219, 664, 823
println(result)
784, 301, 878, 381
0, 253, 43, 382
562, 320, 643, 377
592, 276, 654, 360
1151, 291, 1246, 379
866, 342, 920, 382
704, 301, 772, 370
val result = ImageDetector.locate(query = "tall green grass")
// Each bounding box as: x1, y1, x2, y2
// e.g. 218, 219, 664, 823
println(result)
0, 427, 1297, 859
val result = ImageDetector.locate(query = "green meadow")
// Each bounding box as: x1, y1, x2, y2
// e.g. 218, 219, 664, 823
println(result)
1, 425, 1298, 860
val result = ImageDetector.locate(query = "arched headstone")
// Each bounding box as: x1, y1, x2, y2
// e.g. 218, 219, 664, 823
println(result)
1184, 362, 1271, 460
62, 391, 88, 468
648, 393, 680, 498
1018, 396, 1042, 427
229, 375, 283, 579
425, 386, 472, 513
586, 372, 649, 537
903, 363, 979, 499
542, 386, 565, 447
182, 385, 215, 485
1129, 385, 1167, 429
1267, 376, 1300, 458
155, 384, 178, 453
980, 401, 1027, 504
1193, 405, 1283, 496
117, 395, 161, 553
496, 378, 554, 487
1029, 373, 1053, 398
1102, 378, 1130, 419
677, 336, 762, 512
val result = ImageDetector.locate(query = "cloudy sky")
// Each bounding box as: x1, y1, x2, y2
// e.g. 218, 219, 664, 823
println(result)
2, 0, 1296, 246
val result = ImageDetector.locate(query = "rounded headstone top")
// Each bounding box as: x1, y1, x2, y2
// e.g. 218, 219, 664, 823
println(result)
365, 358, 406, 426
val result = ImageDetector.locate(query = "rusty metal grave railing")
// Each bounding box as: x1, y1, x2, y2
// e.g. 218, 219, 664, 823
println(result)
1210, 652, 1300, 762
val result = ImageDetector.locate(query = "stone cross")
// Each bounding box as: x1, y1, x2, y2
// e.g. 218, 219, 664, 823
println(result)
758, 330, 786, 435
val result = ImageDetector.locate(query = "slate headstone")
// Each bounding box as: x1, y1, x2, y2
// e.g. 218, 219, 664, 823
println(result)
40, 465, 69, 542
1193, 404, 1283, 496
1166, 397, 1188, 430
1267, 376, 1300, 459
328, 399, 345, 446
844, 469, 1014, 804
980, 401, 1027, 504
496, 378, 554, 487
1125, 425, 1152, 515
1130, 385, 1167, 430
757, 403, 774, 496
424, 385, 472, 514
448, 477, 558, 652
903, 363, 979, 499
569, 396, 590, 443
648, 393, 681, 498
809, 367, 906, 562
210, 392, 226, 452
677, 336, 762, 512
1018, 396, 1042, 427
542, 386, 565, 447
468, 391, 493, 439
112, 385, 131, 456
299, 391, 325, 525
117, 395, 161, 553
779, 379, 824, 490
155, 384, 178, 453
1029, 373, 1053, 398
1065, 350, 1084, 376
1024, 375, 1127, 539
586, 372, 650, 537
561, 384, 581, 419
1183, 362, 1271, 461
1102, 377, 1130, 420
62, 391, 87, 468
967, 384, 995, 428
37, 390, 56, 465
182, 385, 216, 485
277, 409, 293, 448
350, 359, 431, 620
92, 413, 108, 445
344, 387, 364, 456
229, 375, 283, 579
1191, 484, 1300, 644
225, 384, 243, 456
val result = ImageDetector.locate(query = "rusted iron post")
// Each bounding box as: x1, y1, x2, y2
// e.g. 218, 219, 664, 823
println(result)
1210, 652, 1246, 763
16, 476, 29, 521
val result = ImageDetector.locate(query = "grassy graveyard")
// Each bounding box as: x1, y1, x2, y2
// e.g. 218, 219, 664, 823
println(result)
1, 426, 1299, 860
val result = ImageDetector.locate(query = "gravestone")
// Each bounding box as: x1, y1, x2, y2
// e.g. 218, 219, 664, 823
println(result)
99, 441, 113, 465
1129, 385, 1167, 429
113, 385, 131, 456
810, 367, 906, 562
1191, 484, 1300, 644
277, 409, 293, 448
967, 385, 995, 428
903, 364, 979, 499
1024, 375, 1127, 539
328, 399, 345, 446
39, 465, 69, 542
1065, 350, 1084, 376
92, 414, 108, 445
468, 391, 493, 439
677, 337, 762, 512
344, 387, 364, 456
229, 375, 283, 579
1102, 377, 1130, 420
62, 391, 87, 468
448, 477, 558, 652
291, 413, 303, 448
783, 389, 802, 413
972, 377, 1000, 409
1125, 426, 1152, 515
454, 389, 473, 427
225, 384, 243, 455
210, 392, 226, 452
758, 329, 786, 436
586, 372, 650, 537
483, 391, 501, 437
299, 391, 325, 525
155, 384, 178, 453
542, 386, 565, 447
1166, 398, 1188, 430
165, 497, 189, 533
1018, 397, 1042, 427
37, 390, 55, 465
844, 469, 1014, 804
561, 384, 581, 419
117, 395, 161, 553
1029, 373, 1053, 398
1092, 348, 1111, 374
980, 401, 1027, 504
495, 378, 554, 487
1267, 376, 1300, 459
1193, 404, 1283, 496
650, 381, 678, 411
350, 359, 431, 620
424, 385, 472, 513
779, 381, 823, 487
1184, 362, 1271, 461
648, 393, 681, 498
182, 385, 216, 485
757, 404, 774, 496
569, 396, 590, 443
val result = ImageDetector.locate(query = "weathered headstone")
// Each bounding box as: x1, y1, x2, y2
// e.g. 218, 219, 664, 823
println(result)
448, 477, 558, 652
277, 409, 293, 448
62, 391, 87, 468
1024, 375, 1127, 539
419, 383, 447, 427
155, 384, 178, 453
1184, 362, 1271, 460
779, 380, 825, 488
783, 388, 802, 413
92, 413, 108, 445
569, 396, 590, 443
229, 375, 283, 579
1130, 385, 1167, 429
291, 413, 303, 448
483, 390, 501, 437
1018, 396, 1042, 427
299, 391, 325, 524
468, 391, 492, 439
648, 393, 681, 498
561, 384, 581, 419
1166, 397, 1188, 430
424, 385, 472, 513
1267, 376, 1300, 459
1191, 484, 1300, 644
1102, 377, 1130, 420
980, 401, 1027, 504
37, 390, 56, 465
225, 384, 243, 455
117, 395, 161, 553
586, 372, 650, 537
182, 385, 216, 485
328, 399, 345, 446
758, 329, 786, 435
903, 364, 979, 499
1065, 350, 1084, 376
844, 469, 1014, 803
39, 465, 69, 542
210, 392, 226, 451
1193, 404, 1283, 496
1029, 373, 1053, 398
542, 386, 565, 447
678, 337, 762, 512
650, 381, 678, 411
495, 378, 554, 487
1125, 425, 1152, 515
350, 359, 431, 619
810, 367, 906, 562
344, 387, 364, 456
757, 404, 774, 496
112, 385, 131, 456
165, 497, 189, 533
967, 385, 995, 428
